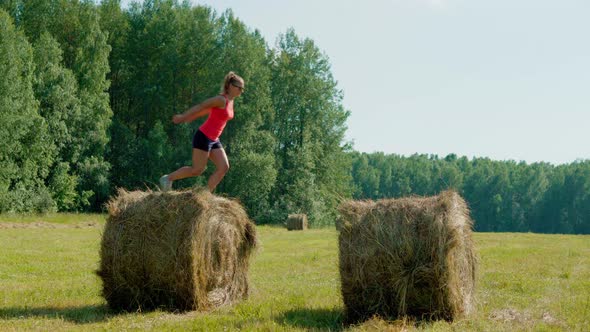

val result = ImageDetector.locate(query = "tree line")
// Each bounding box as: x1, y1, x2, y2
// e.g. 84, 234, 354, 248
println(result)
1, 0, 588, 233
351, 153, 590, 234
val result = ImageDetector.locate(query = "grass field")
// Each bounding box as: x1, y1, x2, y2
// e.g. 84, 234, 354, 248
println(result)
1, 214, 589, 331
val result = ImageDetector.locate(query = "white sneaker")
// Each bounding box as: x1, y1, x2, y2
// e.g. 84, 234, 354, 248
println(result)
159, 175, 173, 191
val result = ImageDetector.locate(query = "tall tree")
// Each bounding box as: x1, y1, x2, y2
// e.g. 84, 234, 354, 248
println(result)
33, 32, 82, 210
270, 29, 352, 226
71, 2, 112, 210
212, 10, 277, 220
6, 0, 113, 210
106, 0, 219, 190
0, 9, 55, 212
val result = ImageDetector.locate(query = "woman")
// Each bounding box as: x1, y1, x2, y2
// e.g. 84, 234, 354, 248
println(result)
159, 71, 245, 192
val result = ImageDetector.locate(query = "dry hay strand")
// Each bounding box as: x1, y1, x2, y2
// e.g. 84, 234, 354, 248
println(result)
97, 188, 257, 312
338, 190, 477, 323
286, 214, 308, 231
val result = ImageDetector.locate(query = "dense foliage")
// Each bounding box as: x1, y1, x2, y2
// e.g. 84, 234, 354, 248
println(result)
0, 0, 588, 233
351, 153, 590, 234
0, 0, 350, 227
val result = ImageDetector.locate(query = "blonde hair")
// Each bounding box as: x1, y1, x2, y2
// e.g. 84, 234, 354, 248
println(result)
221, 71, 244, 94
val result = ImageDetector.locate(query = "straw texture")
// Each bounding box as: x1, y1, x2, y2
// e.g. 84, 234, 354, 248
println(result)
338, 191, 477, 323
97, 189, 256, 312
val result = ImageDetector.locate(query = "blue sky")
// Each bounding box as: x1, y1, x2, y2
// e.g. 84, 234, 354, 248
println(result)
122, 0, 590, 165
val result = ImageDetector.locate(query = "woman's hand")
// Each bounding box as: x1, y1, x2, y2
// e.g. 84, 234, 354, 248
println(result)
172, 114, 184, 124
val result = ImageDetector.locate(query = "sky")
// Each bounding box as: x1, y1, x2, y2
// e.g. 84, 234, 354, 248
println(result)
122, 0, 590, 165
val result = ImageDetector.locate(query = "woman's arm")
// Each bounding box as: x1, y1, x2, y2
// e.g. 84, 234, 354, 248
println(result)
172, 96, 226, 124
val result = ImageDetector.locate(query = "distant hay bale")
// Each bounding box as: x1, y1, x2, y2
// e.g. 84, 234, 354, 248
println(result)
97, 189, 257, 312
286, 214, 308, 231
338, 191, 477, 323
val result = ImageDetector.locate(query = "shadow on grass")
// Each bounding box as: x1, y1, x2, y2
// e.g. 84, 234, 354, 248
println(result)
0, 304, 115, 324
276, 308, 344, 331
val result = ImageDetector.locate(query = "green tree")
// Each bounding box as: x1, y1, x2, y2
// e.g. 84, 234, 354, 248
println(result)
106, 3, 278, 221
212, 11, 277, 220
99, 0, 130, 116
71, 2, 112, 210
32, 31, 82, 210
5, 0, 113, 211
107, 1, 218, 191
0, 0, 22, 25
270, 29, 351, 226
349, 150, 590, 234
351, 153, 380, 198
508, 162, 550, 231
0, 9, 55, 212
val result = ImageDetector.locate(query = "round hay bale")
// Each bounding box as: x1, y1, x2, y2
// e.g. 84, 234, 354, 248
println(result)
286, 214, 308, 231
338, 190, 477, 323
97, 189, 257, 312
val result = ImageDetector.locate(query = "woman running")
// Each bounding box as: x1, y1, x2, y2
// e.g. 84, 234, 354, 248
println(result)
159, 72, 244, 192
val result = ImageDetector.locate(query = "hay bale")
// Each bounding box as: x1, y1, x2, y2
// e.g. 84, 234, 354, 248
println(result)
97, 189, 257, 312
338, 190, 477, 323
286, 214, 308, 231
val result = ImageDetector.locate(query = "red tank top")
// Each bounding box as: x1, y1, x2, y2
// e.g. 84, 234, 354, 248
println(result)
199, 95, 234, 141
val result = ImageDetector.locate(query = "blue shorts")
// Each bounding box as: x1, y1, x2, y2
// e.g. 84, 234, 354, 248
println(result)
192, 129, 223, 152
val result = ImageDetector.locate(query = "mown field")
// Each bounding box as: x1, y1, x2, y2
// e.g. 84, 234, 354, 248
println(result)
1, 214, 589, 331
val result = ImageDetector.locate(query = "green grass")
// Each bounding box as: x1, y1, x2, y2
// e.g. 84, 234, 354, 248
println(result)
0, 213, 104, 225
1, 216, 589, 331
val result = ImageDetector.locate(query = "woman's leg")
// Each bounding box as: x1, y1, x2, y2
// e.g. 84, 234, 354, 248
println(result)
207, 148, 230, 192
168, 148, 209, 181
